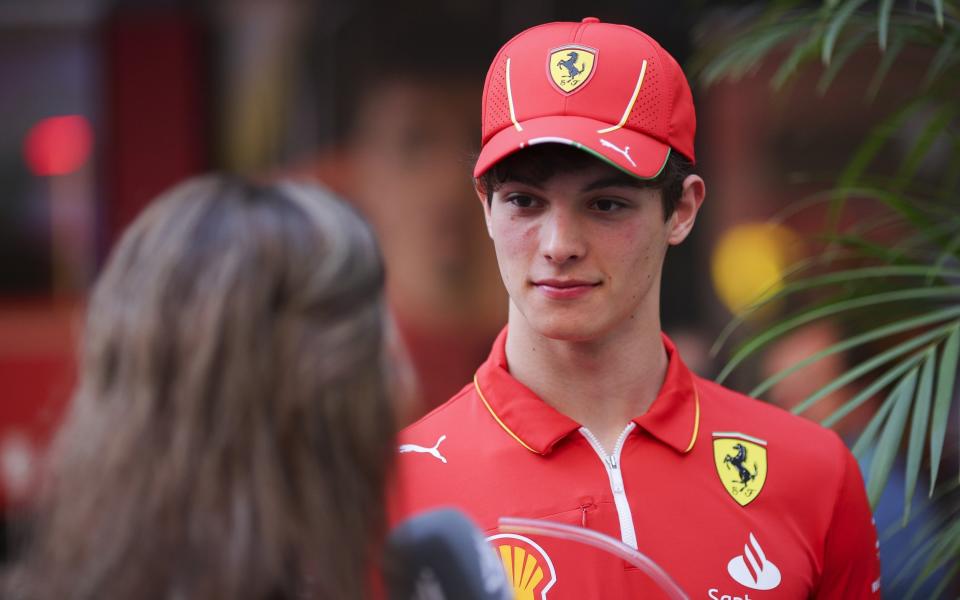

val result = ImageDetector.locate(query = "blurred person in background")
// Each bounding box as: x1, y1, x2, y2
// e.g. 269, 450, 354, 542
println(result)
282, 2, 699, 424
288, 4, 507, 420
2, 176, 395, 600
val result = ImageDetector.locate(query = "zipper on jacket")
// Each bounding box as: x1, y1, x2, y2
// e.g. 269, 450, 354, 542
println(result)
579, 423, 638, 549
579, 499, 595, 527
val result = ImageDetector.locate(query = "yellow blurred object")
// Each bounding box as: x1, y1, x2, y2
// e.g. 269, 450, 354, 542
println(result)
711, 223, 804, 315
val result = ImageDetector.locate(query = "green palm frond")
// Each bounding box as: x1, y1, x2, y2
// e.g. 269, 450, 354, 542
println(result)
697, 0, 959, 594
822, 0, 871, 64
716, 288, 960, 383
929, 325, 958, 492
903, 348, 935, 521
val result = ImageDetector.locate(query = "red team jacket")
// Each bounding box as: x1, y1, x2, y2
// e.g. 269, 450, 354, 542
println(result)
390, 328, 881, 599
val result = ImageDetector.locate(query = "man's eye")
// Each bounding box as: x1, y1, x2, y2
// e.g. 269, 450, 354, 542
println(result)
508, 195, 538, 208
592, 198, 625, 212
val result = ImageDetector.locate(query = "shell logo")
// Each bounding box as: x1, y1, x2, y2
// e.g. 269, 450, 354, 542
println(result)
486, 534, 557, 600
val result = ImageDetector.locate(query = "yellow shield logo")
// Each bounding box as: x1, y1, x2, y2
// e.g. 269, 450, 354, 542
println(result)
713, 433, 768, 506
548, 45, 597, 94
487, 534, 557, 600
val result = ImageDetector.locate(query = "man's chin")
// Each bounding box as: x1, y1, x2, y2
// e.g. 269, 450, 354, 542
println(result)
526, 316, 608, 344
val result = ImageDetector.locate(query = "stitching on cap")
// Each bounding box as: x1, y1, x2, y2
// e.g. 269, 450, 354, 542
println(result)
483, 24, 549, 133
574, 21, 587, 42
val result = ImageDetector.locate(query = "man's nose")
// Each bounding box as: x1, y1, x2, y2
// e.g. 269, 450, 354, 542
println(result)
541, 209, 585, 264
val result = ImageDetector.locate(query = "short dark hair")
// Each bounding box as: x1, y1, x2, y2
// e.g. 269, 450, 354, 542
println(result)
477, 144, 693, 221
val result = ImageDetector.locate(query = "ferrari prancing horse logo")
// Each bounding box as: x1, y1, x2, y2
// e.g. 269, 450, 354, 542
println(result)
713, 433, 768, 506
548, 45, 597, 94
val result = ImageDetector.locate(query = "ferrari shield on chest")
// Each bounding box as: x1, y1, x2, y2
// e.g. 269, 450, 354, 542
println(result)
712, 433, 768, 507
392, 328, 881, 598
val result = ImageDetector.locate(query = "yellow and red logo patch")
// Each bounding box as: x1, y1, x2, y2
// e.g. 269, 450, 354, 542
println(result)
487, 533, 557, 599
548, 45, 597, 94
713, 432, 768, 506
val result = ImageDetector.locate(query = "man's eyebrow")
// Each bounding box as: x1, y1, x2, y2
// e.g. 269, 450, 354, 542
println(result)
581, 175, 644, 192
501, 173, 544, 188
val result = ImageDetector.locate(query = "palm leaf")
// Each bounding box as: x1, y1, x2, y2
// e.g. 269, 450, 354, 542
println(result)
891, 503, 960, 598
699, 19, 814, 85
907, 516, 960, 598
816, 26, 872, 93
930, 0, 946, 27
923, 28, 959, 88
891, 101, 959, 193
890, 484, 960, 588
833, 99, 927, 219
717, 287, 960, 384
852, 380, 898, 459
822, 351, 927, 427
866, 366, 917, 506
903, 348, 934, 523
929, 325, 959, 494
877, 0, 896, 50
788, 321, 957, 417
866, 32, 905, 100
890, 216, 960, 257
822, 0, 871, 64
825, 182, 960, 219
928, 560, 960, 600
907, 480, 960, 547
772, 35, 821, 89
928, 229, 960, 283
818, 233, 918, 262
748, 306, 960, 398
711, 265, 960, 357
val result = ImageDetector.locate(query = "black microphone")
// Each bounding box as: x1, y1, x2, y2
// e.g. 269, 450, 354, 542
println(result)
386, 508, 512, 600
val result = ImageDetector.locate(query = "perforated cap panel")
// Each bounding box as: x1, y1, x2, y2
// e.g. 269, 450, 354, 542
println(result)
477, 19, 696, 178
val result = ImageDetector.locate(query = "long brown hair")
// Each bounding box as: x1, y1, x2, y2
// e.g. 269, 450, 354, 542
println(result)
5, 176, 394, 599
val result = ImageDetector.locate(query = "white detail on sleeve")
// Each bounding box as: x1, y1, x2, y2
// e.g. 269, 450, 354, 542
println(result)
399, 435, 448, 463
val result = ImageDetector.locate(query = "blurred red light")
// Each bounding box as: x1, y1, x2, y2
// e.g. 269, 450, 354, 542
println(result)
24, 115, 94, 176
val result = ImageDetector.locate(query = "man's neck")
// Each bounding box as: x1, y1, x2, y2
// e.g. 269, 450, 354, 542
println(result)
504, 305, 669, 453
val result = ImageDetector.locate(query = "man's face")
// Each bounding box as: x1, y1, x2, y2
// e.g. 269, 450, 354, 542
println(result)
347, 79, 504, 329
482, 159, 680, 343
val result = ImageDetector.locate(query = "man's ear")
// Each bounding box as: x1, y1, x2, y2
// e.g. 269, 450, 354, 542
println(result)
475, 180, 493, 237
667, 174, 705, 246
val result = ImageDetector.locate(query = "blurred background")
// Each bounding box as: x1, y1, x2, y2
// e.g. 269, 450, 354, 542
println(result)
1, 0, 957, 594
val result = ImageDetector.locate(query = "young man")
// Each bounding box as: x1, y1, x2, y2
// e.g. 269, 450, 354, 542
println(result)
390, 18, 881, 599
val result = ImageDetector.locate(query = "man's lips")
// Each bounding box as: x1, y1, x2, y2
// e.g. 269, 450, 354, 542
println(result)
532, 279, 600, 299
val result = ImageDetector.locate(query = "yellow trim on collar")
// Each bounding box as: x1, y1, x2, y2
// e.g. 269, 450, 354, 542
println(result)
474, 373, 541, 455
684, 385, 701, 453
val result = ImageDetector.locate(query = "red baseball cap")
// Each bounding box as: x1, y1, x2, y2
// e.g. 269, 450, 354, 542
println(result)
474, 18, 696, 179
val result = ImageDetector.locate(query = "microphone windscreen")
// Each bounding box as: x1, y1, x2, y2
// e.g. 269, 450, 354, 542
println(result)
386, 508, 511, 600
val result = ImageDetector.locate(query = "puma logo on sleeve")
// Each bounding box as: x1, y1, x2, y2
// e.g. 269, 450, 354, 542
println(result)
399, 434, 448, 464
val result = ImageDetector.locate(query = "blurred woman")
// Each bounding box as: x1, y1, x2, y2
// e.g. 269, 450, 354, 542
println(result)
4, 176, 395, 599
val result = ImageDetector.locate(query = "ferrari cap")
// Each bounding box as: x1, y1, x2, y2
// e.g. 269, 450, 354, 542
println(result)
475, 17, 696, 179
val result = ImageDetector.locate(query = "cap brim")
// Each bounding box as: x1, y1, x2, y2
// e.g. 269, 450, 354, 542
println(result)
474, 115, 670, 180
